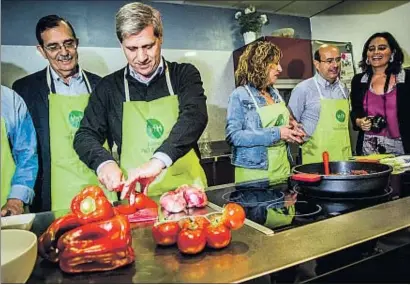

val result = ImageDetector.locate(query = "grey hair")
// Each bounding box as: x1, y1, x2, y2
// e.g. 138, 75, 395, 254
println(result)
115, 2, 163, 42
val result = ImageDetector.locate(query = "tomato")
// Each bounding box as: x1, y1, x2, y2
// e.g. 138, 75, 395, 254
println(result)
151, 220, 180, 246
222, 203, 246, 230
177, 221, 206, 255
205, 215, 231, 249
179, 215, 210, 230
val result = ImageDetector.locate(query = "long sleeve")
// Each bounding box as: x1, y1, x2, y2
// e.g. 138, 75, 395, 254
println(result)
154, 64, 208, 163
5, 88, 38, 204
74, 79, 114, 172
225, 88, 279, 147
350, 74, 367, 131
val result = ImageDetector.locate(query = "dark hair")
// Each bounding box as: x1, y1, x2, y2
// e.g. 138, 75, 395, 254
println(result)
314, 49, 321, 61
35, 15, 77, 46
359, 32, 404, 75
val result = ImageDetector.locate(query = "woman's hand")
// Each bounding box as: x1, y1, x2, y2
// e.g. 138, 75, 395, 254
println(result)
289, 115, 306, 138
280, 125, 304, 144
356, 117, 371, 132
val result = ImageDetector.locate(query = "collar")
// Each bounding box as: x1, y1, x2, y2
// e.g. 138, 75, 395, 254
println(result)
129, 57, 164, 85
315, 72, 339, 87
360, 69, 406, 83
49, 65, 82, 82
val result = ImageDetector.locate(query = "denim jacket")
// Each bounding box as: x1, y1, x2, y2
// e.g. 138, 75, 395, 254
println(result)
226, 84, 282, 169
1, 86, 38, 204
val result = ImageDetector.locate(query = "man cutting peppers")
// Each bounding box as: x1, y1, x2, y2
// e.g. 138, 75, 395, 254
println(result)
73, 2, 208, 201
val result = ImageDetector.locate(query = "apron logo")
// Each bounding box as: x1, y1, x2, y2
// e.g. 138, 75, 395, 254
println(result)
335, 110, 346, 123
275, 114, 285, 126
68, 110, 84, 128
146, 119, 164, 139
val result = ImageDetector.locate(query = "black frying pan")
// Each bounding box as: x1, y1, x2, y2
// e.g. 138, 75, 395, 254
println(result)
292, 161, 393, 195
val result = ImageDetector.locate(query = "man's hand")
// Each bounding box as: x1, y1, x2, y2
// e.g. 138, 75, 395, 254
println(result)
97, 161, 124, 191
280, 125, 305, 144
1, 199, 24, 216
121, 158, 165, 203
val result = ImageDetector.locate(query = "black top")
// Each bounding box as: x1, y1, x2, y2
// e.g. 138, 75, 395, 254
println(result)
350, 69, 410, 155
73, 60, 208, 172
12, 67, 101, 212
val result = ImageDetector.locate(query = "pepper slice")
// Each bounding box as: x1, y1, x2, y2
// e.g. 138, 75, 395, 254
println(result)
57, 214, 135, 273
114, 192, 158, 216
71, 185, 115, 224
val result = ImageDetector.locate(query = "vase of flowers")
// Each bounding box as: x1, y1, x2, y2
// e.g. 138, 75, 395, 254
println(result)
234, 5, 268, 45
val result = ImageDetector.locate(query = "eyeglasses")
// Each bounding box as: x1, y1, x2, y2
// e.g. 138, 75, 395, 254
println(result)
319, 57, 342, 64
43, 40, 77, 52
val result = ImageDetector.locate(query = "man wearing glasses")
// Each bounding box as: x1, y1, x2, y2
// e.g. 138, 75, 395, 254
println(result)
288, 44, 352, 164
12, 15, 110, 212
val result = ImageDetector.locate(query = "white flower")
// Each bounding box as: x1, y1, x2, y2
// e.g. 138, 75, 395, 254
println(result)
260, 14, 268, 24
234, 11, 242, 19
244, 6, 255, 14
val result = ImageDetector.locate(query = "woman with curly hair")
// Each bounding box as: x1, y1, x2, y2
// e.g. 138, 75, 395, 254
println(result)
226, 41, 305, 185
350, 32, 410, 155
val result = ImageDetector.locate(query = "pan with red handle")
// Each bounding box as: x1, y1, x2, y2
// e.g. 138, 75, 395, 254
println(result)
291, 161, 392, 195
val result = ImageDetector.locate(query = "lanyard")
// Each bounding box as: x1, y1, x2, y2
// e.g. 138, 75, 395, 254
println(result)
123, 62, 174, 102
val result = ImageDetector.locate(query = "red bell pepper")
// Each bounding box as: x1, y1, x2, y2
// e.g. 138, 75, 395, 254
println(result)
38, 213, 82, 262
57, 214, 135, 273
71, 185, 115, 224
114, 192, 158, 216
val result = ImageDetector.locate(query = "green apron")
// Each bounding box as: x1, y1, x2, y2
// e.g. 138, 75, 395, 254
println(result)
301, 79, 351, 164
1, 118, 16, 205
235, 86, 290, 185
120, 64, 208, 197
264, 205, 295, 228
47, 66, 117, 211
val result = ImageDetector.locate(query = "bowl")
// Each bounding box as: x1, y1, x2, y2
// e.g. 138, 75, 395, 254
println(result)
1, 229, 38, 283
1, 213, 36, 230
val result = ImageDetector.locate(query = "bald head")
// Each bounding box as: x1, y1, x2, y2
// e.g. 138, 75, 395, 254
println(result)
314, 44, 341, 83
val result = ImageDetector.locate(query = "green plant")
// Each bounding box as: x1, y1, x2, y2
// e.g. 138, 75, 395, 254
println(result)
235, 5, 268, 34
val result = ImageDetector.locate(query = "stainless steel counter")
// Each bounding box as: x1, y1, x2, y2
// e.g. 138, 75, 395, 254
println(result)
27, 182, 410, 283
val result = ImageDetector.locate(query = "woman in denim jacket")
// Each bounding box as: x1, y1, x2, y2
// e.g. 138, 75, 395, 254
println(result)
226, 41, 305, 185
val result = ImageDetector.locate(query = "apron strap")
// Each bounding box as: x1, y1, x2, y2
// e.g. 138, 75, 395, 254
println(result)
123, 62, 175, 102
314, 78, 325, 100
46, 65, 92, 94
244, 85, 260, 111
314, 78, 350, 110
81, 67, 92, 94
123, 68, 131, 102
164, 62, 175, 96
271, 86, 285, 103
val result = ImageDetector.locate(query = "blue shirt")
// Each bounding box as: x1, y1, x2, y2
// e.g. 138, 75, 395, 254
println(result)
288, 73, 348, 139
129, 57, 164, 86
1, 86, 38, 204
49, 66, 90, 95
226, 84, 282, 169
